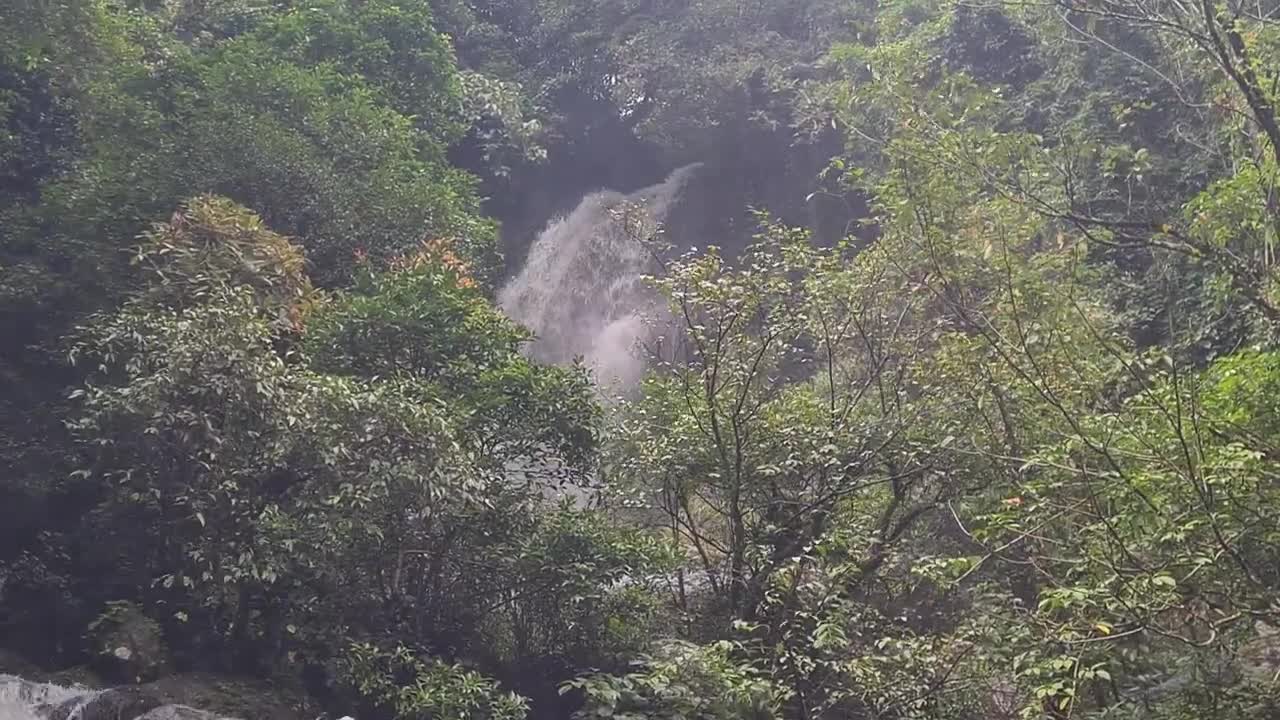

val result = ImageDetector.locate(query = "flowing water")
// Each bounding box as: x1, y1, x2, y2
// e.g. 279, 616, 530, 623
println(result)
0, 168, 702, 720
500, 164, 701, 392
0, 675, 98, 720
0, 675, 234, 720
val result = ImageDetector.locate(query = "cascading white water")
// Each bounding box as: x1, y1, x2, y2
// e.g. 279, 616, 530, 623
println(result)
0, 675, 98, 720
499, 164, 700, 391
0, 675, 239, 720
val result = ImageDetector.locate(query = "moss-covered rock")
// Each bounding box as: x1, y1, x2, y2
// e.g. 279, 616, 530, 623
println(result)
87, 602, 171, 684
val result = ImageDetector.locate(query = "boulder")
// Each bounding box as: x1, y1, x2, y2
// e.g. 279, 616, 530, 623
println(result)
134, 705, 239, 720
36, 686, 161, 720
87, 602, 171, 684
42, 665, 106, 689
142, 673, 314, 720
75, 687, 164, 720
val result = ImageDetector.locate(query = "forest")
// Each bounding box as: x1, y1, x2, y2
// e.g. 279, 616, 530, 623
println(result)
2, 0, 1280, 719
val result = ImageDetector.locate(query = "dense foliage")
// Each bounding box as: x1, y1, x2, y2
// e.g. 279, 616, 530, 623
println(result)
3, 1, 1280, 720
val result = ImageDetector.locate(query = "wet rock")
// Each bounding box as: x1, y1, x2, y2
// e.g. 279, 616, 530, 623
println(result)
70, 686, 163, 720
42, 665, 106, 689
1, 671, 315, 720
29, 686, 165, 720
134, 704, 239, 720
142, 673, 314, 720
32, 694, 84, 720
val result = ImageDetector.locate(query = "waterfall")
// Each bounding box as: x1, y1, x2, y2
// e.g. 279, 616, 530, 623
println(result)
0, 675, 238, 720
499, 164, 700, 391
0, 675, 99, 720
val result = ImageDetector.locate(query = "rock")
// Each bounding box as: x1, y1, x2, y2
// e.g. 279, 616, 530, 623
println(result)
0, 677, 237, 720
0, 648, 106, 691
141, 673, 315, 720
87, 602, 171, 684
71, 687, 163, 720
134, 704, 239, 720
32, 693, 85, 720
42, 666, 106, 689
1, 671, 314, 720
